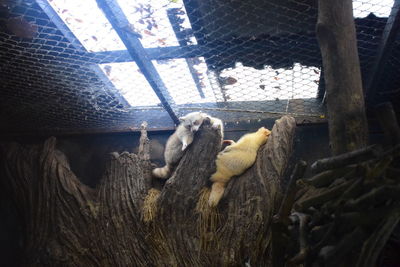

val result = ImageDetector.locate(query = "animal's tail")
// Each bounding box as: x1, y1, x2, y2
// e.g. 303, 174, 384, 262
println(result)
152, 164, 171, 179
208, 181, 226, 207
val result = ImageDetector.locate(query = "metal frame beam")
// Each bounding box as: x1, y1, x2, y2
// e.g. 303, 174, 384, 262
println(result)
88, 45, 209, 64
96, 0, 179, 124
365, 0, 400, 104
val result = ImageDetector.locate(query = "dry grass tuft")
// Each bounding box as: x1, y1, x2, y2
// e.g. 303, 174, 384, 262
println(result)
196, 187, 221, 251
142, 188, 161, 223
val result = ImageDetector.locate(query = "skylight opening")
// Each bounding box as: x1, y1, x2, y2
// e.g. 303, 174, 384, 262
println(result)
117, 0, 196, 48
353, 0, 394, 17
48, 0, 125, 52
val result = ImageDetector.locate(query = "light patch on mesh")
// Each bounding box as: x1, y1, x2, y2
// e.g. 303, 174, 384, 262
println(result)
353, 0, 394, 17
117, 0, 195, 48
218, 63, 320, 102
99, 62, 161, 107
47, 0, 125, 52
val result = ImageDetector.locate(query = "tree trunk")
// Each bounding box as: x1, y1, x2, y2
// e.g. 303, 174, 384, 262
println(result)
316, 0, 368, 155
0, 116, 296, 266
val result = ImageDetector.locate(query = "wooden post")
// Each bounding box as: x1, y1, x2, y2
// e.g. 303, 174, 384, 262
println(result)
316, 0, 368, 155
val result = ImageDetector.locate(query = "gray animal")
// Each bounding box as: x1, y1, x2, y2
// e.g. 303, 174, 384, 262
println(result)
152, 112, 223, 179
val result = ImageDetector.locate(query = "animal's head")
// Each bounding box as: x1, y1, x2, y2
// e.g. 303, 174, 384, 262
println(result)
179, 112, 209, 132
256, 127, 271, 144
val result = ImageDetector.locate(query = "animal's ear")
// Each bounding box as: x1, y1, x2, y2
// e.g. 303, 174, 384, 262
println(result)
179, 116, 186, 122
203, 113, 211, 120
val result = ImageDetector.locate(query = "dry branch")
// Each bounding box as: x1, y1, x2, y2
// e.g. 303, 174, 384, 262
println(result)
289, 142, 400, 266
345, 185, 400, 210
356, 207, 400, 267
138, 121, 150, 160
276, 160, 307, 223
295, 178, 356, 212
271, 161, 307, 267
287, 212, 310, 265
299, 165, 357, 188
310, 145, 380, 174
290, 97, 400, 266
319, 227, 366, 266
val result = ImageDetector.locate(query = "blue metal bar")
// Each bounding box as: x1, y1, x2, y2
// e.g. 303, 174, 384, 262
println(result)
167, 8, 205, 98
96, 0, 179, 124
366, 0, 400, 104
88, 45, 210, 64
38, 45, 209, 65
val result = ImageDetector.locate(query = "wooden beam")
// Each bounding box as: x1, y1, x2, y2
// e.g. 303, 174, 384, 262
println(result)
316, 0, 368, 155
366, 0, 400, 104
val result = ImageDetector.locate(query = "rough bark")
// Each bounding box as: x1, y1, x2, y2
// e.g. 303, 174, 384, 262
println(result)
316, 0, 368, 155
0, 116, 296, 266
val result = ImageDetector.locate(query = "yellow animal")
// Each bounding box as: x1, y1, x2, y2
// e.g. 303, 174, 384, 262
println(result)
208, 127, 271, 207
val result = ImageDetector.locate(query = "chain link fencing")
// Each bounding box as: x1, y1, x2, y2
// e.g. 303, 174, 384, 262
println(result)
0, 0, 397, 133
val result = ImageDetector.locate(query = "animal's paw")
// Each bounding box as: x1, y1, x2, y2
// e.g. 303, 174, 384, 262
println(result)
182, 143, 188, 151
211, 118, 223, 129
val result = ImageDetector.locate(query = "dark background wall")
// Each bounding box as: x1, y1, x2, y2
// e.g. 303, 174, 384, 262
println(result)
1, 122, 331, 186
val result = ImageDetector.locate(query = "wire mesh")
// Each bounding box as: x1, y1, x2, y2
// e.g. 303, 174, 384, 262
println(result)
0, 0, 398, 133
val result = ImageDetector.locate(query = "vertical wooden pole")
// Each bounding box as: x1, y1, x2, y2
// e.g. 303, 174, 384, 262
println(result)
317, 0, 368, 155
